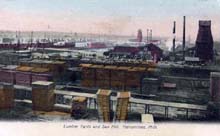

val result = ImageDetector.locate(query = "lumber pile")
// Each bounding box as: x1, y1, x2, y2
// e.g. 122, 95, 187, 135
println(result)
32, 81, 55, 111
80, 64, 95, 87
0, 83, 14, 109
115, 92, 130, 121
96, 89, 112, 122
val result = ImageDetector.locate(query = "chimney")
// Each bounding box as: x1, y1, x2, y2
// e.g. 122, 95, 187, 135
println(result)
150, 29, 152, 42
173, 21, 176, 53
137, 29, 143, 42
147, 29, 149, 43
183, 16, 186, 60
195, 20, 213, 61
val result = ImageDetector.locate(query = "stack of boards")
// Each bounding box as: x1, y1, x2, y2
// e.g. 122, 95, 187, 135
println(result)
115, 92, 130, 121
32, 81, 55, 111
96, 89, 112, 122
0, 83, 14, 109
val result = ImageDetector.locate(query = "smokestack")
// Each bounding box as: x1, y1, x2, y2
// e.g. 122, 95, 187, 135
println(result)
30, 31, 33, 45
195, 20, 213, 61
183, 16, 186, 60
150, 29, 152, 42
137, 29, 143, 42
173, 21, 176, 53
147, 29, 149, 43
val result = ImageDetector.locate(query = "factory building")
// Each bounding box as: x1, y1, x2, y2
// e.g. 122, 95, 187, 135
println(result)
107, 43, 163, 62
75, 42, 107, 49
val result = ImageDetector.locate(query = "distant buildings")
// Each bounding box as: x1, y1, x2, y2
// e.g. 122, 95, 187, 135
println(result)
75, 42, 107, 49
106, 43, 163, 62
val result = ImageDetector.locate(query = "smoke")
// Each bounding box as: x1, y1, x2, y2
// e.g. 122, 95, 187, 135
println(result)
94, 16, 132, 35
165, 38, 173, 51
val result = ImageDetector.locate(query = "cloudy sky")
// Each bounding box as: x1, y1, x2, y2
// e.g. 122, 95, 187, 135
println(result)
0, 0, 220, 40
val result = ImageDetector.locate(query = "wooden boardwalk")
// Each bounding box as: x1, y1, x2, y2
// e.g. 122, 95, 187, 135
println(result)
14, 86, 208, 119
55, 90, 207, 111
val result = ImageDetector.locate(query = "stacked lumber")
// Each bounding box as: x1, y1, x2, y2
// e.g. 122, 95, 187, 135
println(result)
0, 66, 16, 84
126, 67, 146, 90
31, 67, 52, 82
80, 64, 94, 79
71, 96, 87, 119
115, 92, 130, 121
81, 79, 95, 87
96, 80, 109, 89
96, 89, 112, 122
80, 63, 150, 90
110, 66, 129, 90
50, 61, 66, 79
90, 65, 104, 88
80, 64, 95, 87
32, 67, 50, 73
0, 83, 14, 109
96, 67, 110, 80
15, 66, 33, 86
32, 81, 55, 111
95, 65, 110, 88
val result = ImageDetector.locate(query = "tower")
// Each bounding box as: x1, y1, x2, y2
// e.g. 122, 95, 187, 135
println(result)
195, 20, 214, 61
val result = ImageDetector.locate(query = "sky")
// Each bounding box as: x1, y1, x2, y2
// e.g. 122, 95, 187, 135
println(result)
0, 0, 220, 40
